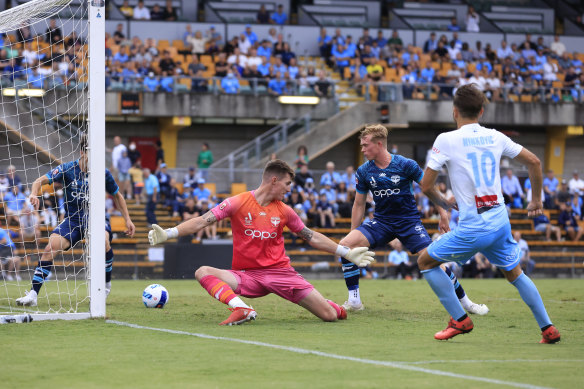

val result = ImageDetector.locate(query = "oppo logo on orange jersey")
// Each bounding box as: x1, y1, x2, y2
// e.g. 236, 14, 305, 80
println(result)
244, 229, 278, 240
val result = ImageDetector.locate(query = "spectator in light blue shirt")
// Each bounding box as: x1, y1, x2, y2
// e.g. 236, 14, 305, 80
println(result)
318, 28, 332, 58
193, 178, 211, 202
268, 72, 287, 95
341, 166, 356, 192
271, 57, 287, 77
257, 40, 272, 59
543, 169, 559, 209
501, 169, 524, 208
388, 241, 409, 265
221, 70, 240, 94
160, 71, 174, 92
257, 57, 271, 77
27, 71, 45, 89
270, 5, 287, 25
243, 25, 258, 45
345, 36, 357, 57
319, 161, 342, 188
287, 58, 299, 79
143, 168, 159, 225
4, 185, 27, 215
143, 72, 159, 91
388, 240, 417, 279
420, 64, 435, 83
113, 46, 130, 63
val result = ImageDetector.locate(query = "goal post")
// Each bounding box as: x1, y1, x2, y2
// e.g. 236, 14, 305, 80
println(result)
0, 0, 105, 322
88, 0, 106, 319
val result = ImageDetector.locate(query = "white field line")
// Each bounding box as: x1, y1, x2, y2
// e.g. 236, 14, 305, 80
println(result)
107, 320, 554, 389
493, 298, 584, 305
401, 359, 584, 365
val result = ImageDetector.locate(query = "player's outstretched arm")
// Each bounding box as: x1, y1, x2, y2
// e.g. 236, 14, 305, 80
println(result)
113, 191, 136, 237
296, 227, 375, 267
350, 192, 367, 230
420, 167, 455, 211
148, 210, 216, 245
29, 175, 50, 209
513, 148, 543, 217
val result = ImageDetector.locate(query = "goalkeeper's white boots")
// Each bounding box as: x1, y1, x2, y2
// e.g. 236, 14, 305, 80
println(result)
16, 290, 38, 307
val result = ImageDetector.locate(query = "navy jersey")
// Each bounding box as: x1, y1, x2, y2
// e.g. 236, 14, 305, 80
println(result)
355, 154, 423, 220
46, 161, 119, 221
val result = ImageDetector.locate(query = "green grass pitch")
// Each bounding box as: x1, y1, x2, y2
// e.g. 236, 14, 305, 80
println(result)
2, 278, 583, 388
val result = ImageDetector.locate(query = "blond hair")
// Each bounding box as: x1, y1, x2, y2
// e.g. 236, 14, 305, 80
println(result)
359, 124, 388, 145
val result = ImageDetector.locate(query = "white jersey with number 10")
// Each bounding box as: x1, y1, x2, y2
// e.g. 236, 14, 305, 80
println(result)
427, 123, 523, 233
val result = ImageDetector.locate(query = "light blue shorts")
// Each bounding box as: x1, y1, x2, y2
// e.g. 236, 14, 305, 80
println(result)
427, 222, 521, 271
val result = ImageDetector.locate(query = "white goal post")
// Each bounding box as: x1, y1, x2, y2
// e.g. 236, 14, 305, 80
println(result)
0, 0, 104, 322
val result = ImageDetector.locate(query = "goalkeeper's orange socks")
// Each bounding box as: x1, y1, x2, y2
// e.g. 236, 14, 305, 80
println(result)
32, 261, 52, 294
199, 275, 249, 309
105, 248, 114, 283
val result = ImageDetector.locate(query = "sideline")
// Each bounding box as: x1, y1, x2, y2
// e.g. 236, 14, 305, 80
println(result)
107, 320, 553, 389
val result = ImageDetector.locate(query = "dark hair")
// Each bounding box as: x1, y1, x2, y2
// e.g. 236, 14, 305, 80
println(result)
453, 84, 488, 119
263, 159, 295, 181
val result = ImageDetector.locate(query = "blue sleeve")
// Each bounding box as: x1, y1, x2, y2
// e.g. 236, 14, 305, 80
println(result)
406, 159, 424, 183
105, 169, 119, 195
46, 163, 66, 184
355, 167, 368, 194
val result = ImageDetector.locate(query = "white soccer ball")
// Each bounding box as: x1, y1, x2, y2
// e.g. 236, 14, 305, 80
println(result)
142, 284, 169, 308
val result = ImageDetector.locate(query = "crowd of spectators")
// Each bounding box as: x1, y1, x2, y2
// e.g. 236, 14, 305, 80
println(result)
0, 21, 84, 90
320, 27, 584, 103
107, 137, 219, 239
105, 22, 333, 96
3, 10, 583, 104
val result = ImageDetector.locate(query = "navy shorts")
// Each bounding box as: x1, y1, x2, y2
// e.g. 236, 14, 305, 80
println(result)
52, 218, 113, 247
52, 218, 85, 247
357, 217, 432, 253
106, 220, 113, 243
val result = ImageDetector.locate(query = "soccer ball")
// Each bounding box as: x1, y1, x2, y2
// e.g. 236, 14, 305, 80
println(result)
142, 284, 169, 308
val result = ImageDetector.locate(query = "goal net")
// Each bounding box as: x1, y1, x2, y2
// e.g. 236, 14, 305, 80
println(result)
0, 0, 104, 323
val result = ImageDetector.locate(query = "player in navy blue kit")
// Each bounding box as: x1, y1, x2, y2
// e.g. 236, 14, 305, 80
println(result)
16, 135, 135, 306
338, 124, 487, 315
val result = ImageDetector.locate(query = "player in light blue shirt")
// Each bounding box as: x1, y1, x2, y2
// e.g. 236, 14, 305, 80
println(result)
418, 84, 560, 343
16, 135, 135, 307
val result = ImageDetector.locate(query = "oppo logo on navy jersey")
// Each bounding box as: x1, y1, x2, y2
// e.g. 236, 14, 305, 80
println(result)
70, 191, 88, 200
373, 188, 400, 197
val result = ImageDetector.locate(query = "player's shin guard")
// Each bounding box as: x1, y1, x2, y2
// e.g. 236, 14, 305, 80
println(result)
341, 257, 360, 291
32, 261, 53, 294
511, 272, 552, 329
421, 267, 466, 321
443, 266, 466, 299
105, 248, 114, 283
199, 275, 237, 306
